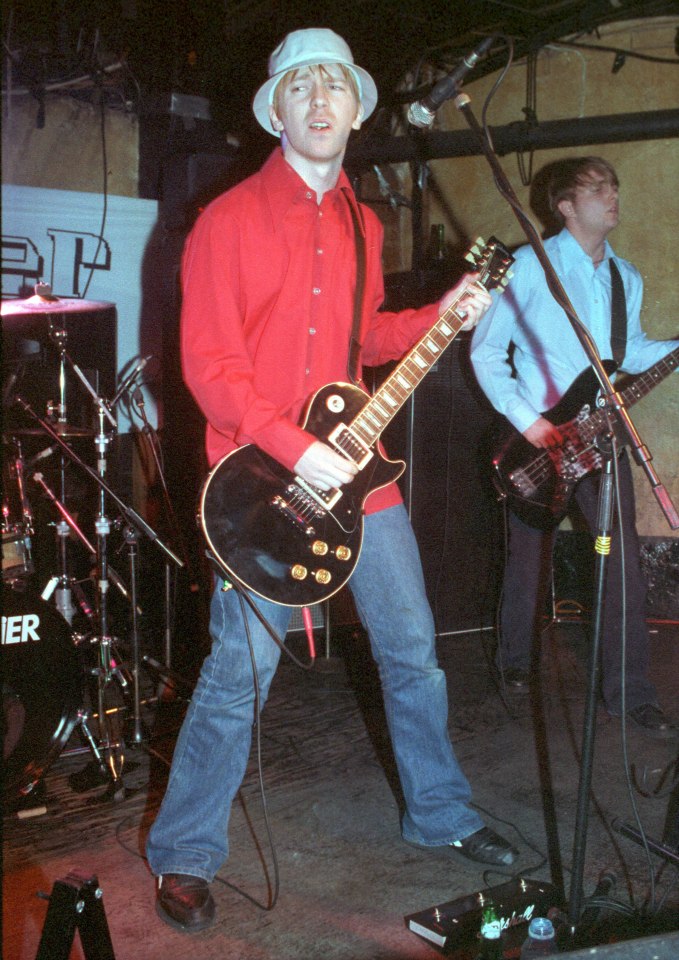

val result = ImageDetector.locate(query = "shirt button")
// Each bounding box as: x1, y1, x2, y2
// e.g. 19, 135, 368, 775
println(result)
309, 327, 316, 335
316, 248, 323, 255
312, 287, 321, 295
305, 191, 313, 200
305, 368, 310, 375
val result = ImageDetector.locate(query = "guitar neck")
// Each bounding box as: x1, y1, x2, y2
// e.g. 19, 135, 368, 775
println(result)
579, 345, 679, 441
619, 345, 679, 406
349, 297, 469, 449
319, 236, 512, 467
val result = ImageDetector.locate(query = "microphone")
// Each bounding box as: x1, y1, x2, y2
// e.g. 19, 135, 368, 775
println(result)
407, 35, 495, 128
111, 355, 151, 406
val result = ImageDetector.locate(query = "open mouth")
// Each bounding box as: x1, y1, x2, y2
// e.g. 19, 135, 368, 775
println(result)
309, 120, 331, 131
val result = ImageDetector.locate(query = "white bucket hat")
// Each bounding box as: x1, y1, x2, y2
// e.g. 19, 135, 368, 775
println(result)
252, 28, 378, 136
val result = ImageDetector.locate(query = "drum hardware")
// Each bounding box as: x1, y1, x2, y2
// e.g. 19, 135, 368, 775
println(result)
31, 469, 138, 616
15, 424, 94, 437
2, 436, 35, 582
122, 523, 144, 745
13, 395, 184, 798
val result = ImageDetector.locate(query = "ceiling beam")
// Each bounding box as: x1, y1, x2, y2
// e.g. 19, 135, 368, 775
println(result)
347, 108, 679, 169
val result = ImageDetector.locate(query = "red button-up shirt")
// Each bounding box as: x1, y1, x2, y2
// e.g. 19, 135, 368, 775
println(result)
181, 148, 439, 513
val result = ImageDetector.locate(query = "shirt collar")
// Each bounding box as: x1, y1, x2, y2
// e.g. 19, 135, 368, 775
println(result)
558, 227, 615, 268
260, 147, 366, 237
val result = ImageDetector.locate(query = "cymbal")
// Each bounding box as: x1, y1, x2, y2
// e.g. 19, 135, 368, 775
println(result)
9, 423, 94, 438
1, 294, 114, 316
2, 294, 114, 329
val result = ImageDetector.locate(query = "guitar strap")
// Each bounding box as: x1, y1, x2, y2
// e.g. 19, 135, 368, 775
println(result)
346, 197, 366, 386
609, 258, 627, 366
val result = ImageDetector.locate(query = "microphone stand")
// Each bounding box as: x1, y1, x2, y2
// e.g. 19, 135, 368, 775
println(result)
448, 88, 679, 937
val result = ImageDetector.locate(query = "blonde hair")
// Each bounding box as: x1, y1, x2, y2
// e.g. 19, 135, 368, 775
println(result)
272, 63, 360, 114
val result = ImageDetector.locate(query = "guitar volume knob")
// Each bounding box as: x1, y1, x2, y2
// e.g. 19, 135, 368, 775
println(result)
313, 569, 332, 585
334, 545, 352, 561
290, 564, 308, 581
311, 540, 328, 555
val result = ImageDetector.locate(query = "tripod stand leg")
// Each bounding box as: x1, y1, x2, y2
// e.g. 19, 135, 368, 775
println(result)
35, 872, 116, 960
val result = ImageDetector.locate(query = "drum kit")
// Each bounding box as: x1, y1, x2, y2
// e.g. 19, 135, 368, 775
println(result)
2, 286, 183, 810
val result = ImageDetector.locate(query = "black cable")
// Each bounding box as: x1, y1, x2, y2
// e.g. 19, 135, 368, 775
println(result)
235, 588, 280, 910
80, 73, 108, 300
556, 38, 679, 66
610, 440, 659, 914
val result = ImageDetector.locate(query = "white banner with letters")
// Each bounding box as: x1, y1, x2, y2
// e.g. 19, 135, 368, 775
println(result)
1, 184, 161, 430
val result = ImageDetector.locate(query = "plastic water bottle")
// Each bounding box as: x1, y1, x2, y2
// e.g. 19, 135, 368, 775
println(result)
520, 917, 557, 957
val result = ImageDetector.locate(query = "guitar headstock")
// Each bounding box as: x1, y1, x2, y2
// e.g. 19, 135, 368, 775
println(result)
465, 236, 514, 294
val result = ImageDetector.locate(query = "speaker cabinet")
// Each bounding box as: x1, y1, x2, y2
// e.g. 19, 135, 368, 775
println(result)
375, 269, 504, 636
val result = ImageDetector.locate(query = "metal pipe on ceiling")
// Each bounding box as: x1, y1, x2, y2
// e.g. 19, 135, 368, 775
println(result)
347, 108, 679, 168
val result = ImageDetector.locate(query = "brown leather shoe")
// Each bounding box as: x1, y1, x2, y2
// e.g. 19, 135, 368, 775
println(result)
156, 874, 216, 932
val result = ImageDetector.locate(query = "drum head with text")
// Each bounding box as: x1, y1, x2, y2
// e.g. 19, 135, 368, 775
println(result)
2, 588, 81, 801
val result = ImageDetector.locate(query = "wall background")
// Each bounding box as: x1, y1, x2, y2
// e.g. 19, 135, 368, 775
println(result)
365, 16, 678, 539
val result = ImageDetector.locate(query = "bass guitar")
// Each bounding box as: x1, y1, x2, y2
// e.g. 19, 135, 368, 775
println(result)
492, 345, 679, 529
200, 237, 513, 606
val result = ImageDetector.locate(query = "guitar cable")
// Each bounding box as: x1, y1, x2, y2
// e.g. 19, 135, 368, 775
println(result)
224, 581, 322, 909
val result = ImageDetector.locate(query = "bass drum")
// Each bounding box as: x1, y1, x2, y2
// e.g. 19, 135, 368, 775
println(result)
2, 587, 81, 803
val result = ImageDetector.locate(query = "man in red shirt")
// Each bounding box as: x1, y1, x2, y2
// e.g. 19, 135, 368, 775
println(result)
147, 27, 519, 933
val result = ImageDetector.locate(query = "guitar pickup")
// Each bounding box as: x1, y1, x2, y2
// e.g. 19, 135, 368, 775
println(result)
327, 423, 373, 469
509, 469, 537, 497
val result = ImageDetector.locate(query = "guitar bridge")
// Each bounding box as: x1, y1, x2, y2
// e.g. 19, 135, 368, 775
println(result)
271, 483, 328, 536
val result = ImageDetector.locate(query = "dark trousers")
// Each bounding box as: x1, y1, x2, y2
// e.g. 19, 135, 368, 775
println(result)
498, 453, 657, 714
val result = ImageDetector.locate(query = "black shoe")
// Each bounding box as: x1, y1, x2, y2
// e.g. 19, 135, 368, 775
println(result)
499, 667, 530, 694
156, 874, 216, 932
627, 703, 679, 740
451, 827, 519, 867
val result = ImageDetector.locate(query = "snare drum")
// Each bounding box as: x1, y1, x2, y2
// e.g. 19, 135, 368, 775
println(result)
2, 587, 81, 800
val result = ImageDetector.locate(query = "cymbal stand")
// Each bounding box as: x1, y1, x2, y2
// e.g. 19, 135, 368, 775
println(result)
122, 523, 144, 744
33, 469, 136, 618
90, 401, 128, 798
47, 320, 78, 624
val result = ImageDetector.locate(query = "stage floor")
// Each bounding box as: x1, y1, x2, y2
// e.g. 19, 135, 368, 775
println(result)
3, 612, 679, 959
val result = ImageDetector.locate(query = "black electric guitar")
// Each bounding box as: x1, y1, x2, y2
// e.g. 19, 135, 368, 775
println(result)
492, 345, 679, 529
199, 237, 514, 607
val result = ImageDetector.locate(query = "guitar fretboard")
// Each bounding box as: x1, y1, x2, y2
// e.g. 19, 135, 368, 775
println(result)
578, 344, 679, 445
351, 307, 467, 449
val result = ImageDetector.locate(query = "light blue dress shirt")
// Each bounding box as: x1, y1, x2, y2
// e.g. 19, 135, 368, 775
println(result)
470, 228, 678, 435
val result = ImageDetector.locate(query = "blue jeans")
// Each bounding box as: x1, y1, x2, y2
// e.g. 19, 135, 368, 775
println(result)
146, 503, 483, 880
